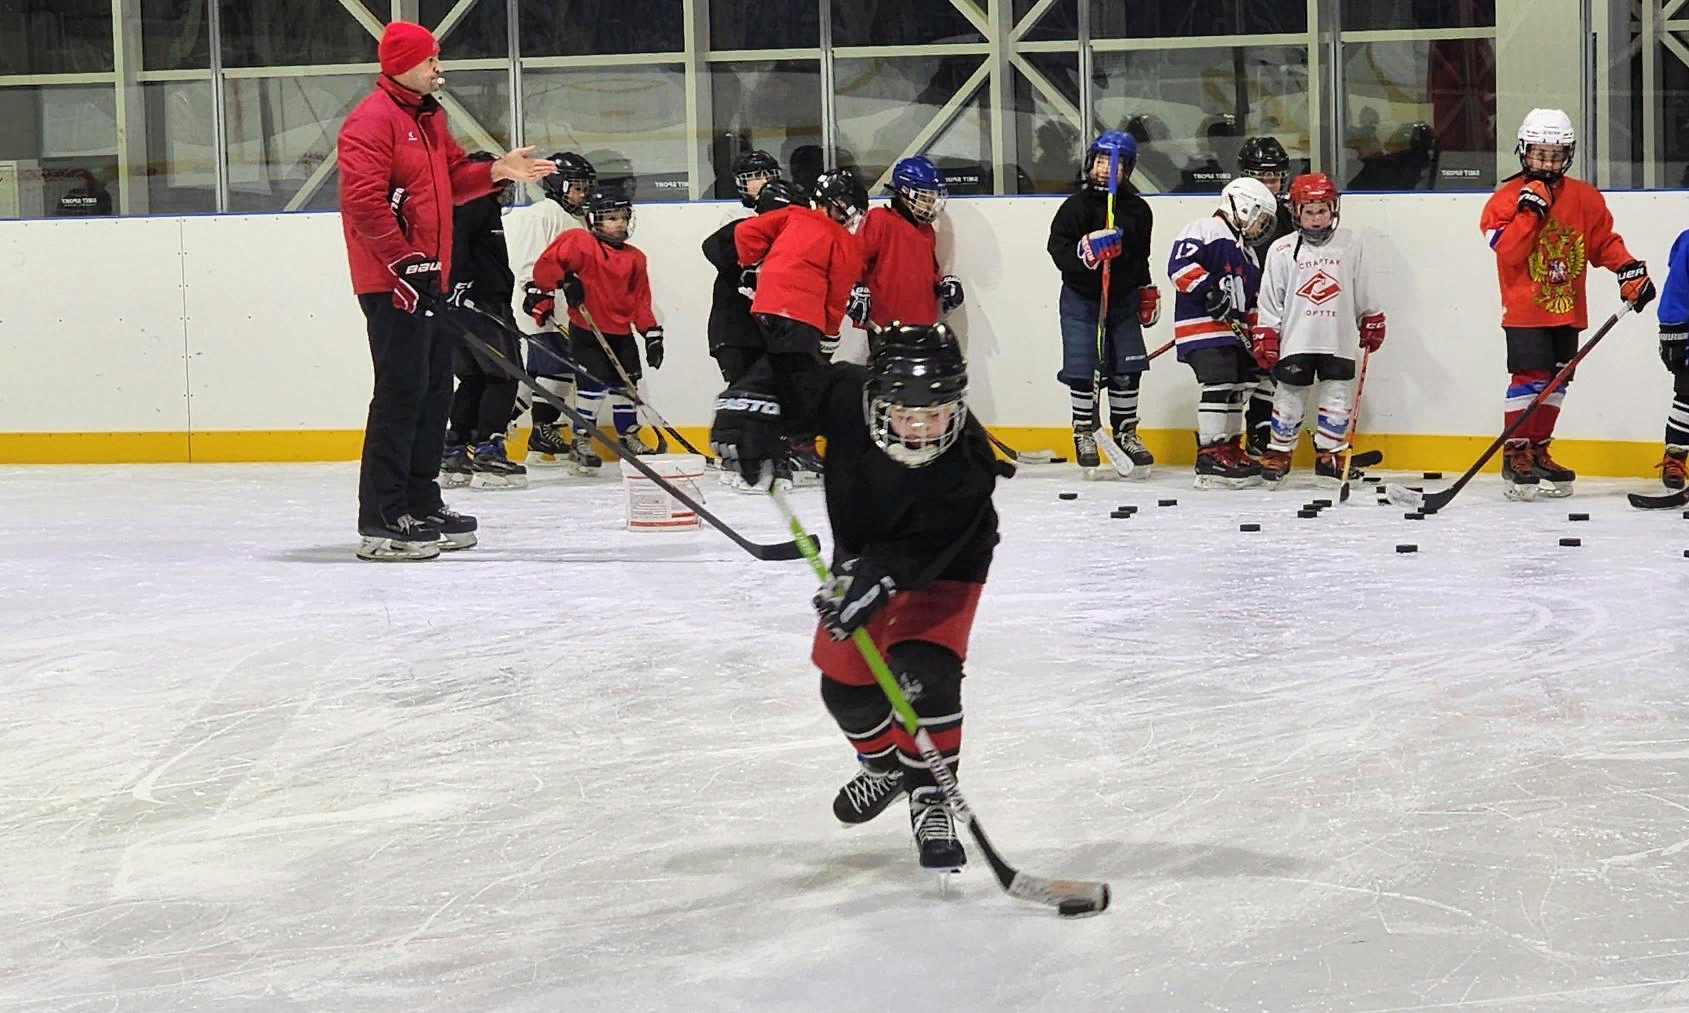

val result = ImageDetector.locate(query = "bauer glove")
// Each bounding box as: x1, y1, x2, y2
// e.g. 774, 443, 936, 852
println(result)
812, 556, 896, 640
1251, 326, 1280, 369
1618, 260, 1656, 312
643, 326, 665, 370
388, 252, 442, 314
522, 281, 555, 327
1137, 285, 1161, 327
846, 283, 872, 328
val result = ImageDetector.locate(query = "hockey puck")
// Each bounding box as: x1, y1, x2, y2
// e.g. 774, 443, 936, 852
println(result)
1311, 498, 1333, 507
1057, 898, 1101, 918
1158, 498, 1177, 507
1051, 456, 1068, 464
1396, 544, 1418, 553
1239, 523, 1260, 532
1109, 509, 1131, 519
1568, 512, 1588, 521
1423, 471, 1443, 479
1058, 492, 1078, 500
1682, 509, 1689, 520
1363, 475, 1381, 483
1297, 509, 1319, 518
1560, 537, 1581, 547
1404, 512, 1424, 520
1117, 505, 1138, 513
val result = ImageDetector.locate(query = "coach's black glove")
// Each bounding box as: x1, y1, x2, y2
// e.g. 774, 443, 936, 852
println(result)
643, 325, 665, 370
813, 556, 897, 640
711, 377, 784, 484
561, 273, 587, 309
1662, 325, 1688, 373
522, 281, 554, 327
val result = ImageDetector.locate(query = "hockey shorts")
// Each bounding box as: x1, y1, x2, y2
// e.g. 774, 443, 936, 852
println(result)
1185, 344, 1257, 386
1057, 285, 1147, 385
1273, 352, 1356, 387
811, 579, 983, 688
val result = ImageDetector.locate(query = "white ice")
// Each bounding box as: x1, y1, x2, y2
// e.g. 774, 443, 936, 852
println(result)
3, 461, 1689, 1013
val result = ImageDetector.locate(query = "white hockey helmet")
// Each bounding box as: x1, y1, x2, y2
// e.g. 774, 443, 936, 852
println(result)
1516, 108, 1575, 181
1217, 176, 1277, 240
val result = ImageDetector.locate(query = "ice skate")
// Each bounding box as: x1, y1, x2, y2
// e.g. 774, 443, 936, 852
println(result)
356, 514, 441, 562
1501, 439, 1539, 501
788, 441, 825, 488
1072, 426, 1105, 480
1193, 437, 1262, 489
469, 435, 528, 490
439, 441, 472, 488
909, 786, 966, 872
416, 505, 477, 550
1258, 447, 1292, 485
1114, 425, 1154, 474
1530, 440, 1574, 498
525, 421, 573, 467
563, 433, 604, 476
619, 427, 658, 456
1659, 445, 1688, 491
833, 760, 906, 825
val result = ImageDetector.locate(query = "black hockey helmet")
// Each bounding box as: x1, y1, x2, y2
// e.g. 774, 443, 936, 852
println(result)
584, 187, 635, 246
541, 152, 597, 213
1238, 136, 1290, 194
733, 148, 781, 207
813, 167, 868, 229
864, 322, 969, 468
754, 177, 808, 214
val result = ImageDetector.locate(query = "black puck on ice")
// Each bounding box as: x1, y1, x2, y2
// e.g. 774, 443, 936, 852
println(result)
1396, 544, 1418, 553
1297, 509, 1319, 518
1158, 498, 1177, 507
1109, 509, 1131, 519
1117, 505, 1138, 514
1682, 509, 1689, 519
1312, 499, 1333, 507
1363, 475, 1381, 483
1423, 471, 1443, 479
1404, 512, 1424, 520
1058, 492, 1078, 500
1560, 537, 1581, 547
1568, 512, 1588, 521
1239, 523, 1261, 532
1051, 456, 1069, 463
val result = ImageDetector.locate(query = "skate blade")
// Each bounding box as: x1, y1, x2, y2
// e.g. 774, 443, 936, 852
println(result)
1536, 480, 1573, 499
356, 536, 440, 561
1504, 483, 1540, 502
440, 472, 472, 488
1079, 466, 1113, 482
470, 473, 529, 490
525, 452, 569, 468
438, 532, 478, 551
1193, 474, 1263, 490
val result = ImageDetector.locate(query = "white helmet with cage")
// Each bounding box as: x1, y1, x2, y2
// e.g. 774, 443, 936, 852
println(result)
1516, 108, 1575, 181
1217, 176, 1277, 241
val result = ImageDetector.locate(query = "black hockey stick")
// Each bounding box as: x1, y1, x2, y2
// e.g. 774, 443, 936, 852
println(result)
769, 487, 1110, 917
429, 300, 807, 561
1388, 304, 1629, 512
1629, 487, 1689, 509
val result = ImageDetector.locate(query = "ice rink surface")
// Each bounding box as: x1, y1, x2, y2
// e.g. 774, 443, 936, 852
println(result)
3, 459, 1689, 1013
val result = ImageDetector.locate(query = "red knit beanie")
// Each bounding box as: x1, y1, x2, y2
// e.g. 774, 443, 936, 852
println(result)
379, 21, 439, 77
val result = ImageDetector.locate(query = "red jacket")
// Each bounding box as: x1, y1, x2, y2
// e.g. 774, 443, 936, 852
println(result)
856, 205, 941, 326
533, 230, 658, 335
1479, 175, 1635, 329
338, 76, 497, 296
735, 206, 861, 335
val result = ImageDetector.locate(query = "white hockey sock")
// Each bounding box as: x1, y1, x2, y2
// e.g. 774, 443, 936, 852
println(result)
1268, 382, 1311, 452
575, 384, 607, 430
1313, 379, 1353, 452
1197, 383, 1245, 445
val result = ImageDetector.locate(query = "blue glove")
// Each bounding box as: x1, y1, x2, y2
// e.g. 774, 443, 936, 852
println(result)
1077, 229, 1123, 270
812, 557, 896, 640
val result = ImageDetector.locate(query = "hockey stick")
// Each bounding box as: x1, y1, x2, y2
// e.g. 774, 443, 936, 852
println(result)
428, 300, 808, 561
1337, 345, 1374, 503
768, 487, 1111, 917
1084, 148, 1138, 479
1147, 337, 1175, 361
575, 305, 671, 455
1629, 487, 1689, 509
1388, 304, 1629, 512
983, 429, 1062, 464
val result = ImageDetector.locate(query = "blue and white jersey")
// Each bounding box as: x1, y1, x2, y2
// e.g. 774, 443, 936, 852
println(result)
1659, 228, 1689, 330
1167, 214, 1261, 357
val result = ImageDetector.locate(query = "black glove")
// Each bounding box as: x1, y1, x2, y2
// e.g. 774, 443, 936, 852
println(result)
644, 325, 665, 370
388, 252, 442, 314
522, 281, 555, 327
812, 557, 897, 641
1202, 283, 1234, 323
445, 280, 473, 309
936, 274, 964, 313
1618, 260, 1656, 312
846, 283, 872, 328
561, 273, 586, 309
738, 267, 759, 299
1516, 179, 1552, 218
711, 379, 784, 484
1662, 326, 1688, 373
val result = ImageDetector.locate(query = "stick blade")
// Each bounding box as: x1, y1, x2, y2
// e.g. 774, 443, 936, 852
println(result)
1384, 483, 1424, 509
1629, 489, 1689, 509
749, 537, 811, 562
1007, 873, 1111, 917
1092, 428, 1135, 479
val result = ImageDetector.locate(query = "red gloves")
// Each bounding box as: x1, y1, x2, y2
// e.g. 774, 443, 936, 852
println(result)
1137, 285, 1160, 327
1359, 313, 1386, 351
1516, 180, 1552, 218
1251, 326, 1280, 369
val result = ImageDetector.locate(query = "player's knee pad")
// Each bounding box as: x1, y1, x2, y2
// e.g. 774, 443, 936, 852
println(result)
536, 375, 573, 396
1105, 373, 1141, 394
820, 675, 892, 735
886, 640, 962, 716
1509, 369, 1553, 397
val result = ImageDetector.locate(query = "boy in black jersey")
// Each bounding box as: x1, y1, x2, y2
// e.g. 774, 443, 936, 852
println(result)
710, 323, 1012, 872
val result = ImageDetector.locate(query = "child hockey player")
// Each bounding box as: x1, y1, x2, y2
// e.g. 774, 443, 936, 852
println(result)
506, 152, 598, 471
703, 150, 786, 386
709, 322, 1013, 872
1167, 175, 1277, 487
440, 152, 526, 489
849, 155, 962, 334
1045, 130, 1158, 474
1656, 229, 1689, 492
1479, 108, 1654, 500
529, 187, 663, 463
1236, 135, 1298, 457
1251, 173, 1385, 486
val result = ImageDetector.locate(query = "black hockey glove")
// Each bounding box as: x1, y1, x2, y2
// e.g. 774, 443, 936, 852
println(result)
846, 283, 872, 328
1516, 180, 1552, 218
711, 379, 784, 484
1618, 260, 1656, 312
388, 252, 442, 314
445, 280, 473, 309
522, 281, 555, 327
1662, 325, 1689, 373
561, 273, 587, 309
643, 326, 665, 370
1202, 283, 1235, 323
813, 556, 897, 641
936, 274, 964, 314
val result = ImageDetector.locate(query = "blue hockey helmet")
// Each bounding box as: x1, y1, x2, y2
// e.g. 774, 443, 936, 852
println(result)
1084, 130, 1137, 190
890, 155, 947, 223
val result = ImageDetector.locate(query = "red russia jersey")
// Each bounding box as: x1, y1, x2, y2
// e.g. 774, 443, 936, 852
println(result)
856, 206, 940, 326
532, 229, 658, 335
735, 205, 861, 335
1479, 176, 1635, 330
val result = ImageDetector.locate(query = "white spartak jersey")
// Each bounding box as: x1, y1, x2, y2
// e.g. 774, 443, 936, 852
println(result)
503, 198, 584, 334
1255, 228, 1378, 359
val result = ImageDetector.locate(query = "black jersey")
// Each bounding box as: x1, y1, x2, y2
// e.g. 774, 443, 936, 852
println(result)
450, 191, 515, 319
1046, 182, 1154, 301
702, 219, 762, 350
809, 364, 1007, 588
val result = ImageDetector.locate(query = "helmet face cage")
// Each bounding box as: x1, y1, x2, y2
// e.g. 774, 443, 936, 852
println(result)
863, 324, 969, 467
815, 169, 869, 229
1515, 110, 1575, 182
733, 150, 781, 206
866, 394, 968, 467
585, 192, 635, 245
542, 153, 596, 213
890, 157, 948, 223
895, 184, 945, 223
1517, 140, 1575, 182
1083, 131, 1137, 191
1237, 137, 1290, 195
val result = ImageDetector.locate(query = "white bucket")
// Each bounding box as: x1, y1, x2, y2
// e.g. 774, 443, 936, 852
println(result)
619, 454, 706, 531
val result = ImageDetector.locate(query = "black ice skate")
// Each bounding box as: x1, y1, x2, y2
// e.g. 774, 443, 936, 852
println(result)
1501, 439, 1540, 501
833, 760, 906, 824
1114, 425, 1155, 471
470, 435, 528, 490
440, 441, 472, 488
356, 514, 441, 562
1530, 440, 1575, 498
909, 786, 966, 871
620, 427, 657, 456
1193, 437, 1262, 490
1072, 426, 1102, 478
416, 505, 477, 550
525, 421, 573, 467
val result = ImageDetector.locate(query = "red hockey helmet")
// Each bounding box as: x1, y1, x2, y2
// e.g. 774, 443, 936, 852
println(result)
1288, 172, 1339, 243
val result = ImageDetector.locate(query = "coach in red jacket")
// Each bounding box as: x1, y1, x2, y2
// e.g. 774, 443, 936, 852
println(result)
339, 20, 553, 561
